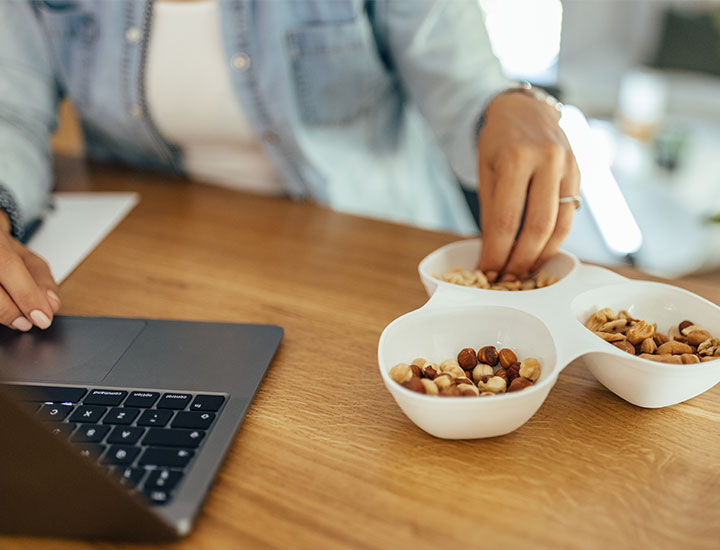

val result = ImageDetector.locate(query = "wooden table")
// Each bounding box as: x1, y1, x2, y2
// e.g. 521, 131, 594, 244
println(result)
4, 157, 719, 550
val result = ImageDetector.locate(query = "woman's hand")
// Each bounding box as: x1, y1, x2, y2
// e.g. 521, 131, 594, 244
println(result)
0, 212, 59, 330
476, 91, 580, 282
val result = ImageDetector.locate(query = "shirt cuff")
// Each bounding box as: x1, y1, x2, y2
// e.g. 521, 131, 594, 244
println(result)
0, 183, 25, 240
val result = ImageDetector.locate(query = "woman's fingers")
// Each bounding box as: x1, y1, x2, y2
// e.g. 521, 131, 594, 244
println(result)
12, 241, 60, 312
0, 236, 55, 329
478, 151, 534, 281
501, 149, 564, 279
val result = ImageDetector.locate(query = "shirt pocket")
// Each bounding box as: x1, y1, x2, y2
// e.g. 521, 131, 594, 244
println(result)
286, 19, 394, 125
35, 2, 98, 107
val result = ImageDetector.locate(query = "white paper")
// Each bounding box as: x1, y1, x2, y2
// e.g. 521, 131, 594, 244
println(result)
27, 192, 139, 283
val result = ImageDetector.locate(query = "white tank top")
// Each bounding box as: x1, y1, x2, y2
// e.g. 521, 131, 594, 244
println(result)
146, 0, 284, 194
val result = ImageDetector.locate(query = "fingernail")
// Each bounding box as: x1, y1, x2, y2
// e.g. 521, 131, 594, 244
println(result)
30, 310, 52, 329
486, 271, 498, 282
47, 289, 61, 312
11, 317, 33, 332
500, 273, 517, 282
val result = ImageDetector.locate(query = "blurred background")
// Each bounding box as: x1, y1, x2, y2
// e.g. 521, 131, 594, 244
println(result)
52, 0, 720, 278
479, 0, 720, 277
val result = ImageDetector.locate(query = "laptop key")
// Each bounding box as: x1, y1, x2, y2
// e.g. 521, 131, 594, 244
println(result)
69, 405, 107, 423
47, 422, 76, 438
103, 445, 141, 465
157, 393, 192, 410
83, 389, 127, 406
143, 489, 172, 505
103, 407, 140, 425
139, 447, 194, 468
143, 428, 205, 448
145, 469, 183, 491
137, 409, 173, 427
37, 403, 73, 421
7, 385, 86, 403
117, 467, 146, 488
74, 443, 106, 460
189, 395, 225, 412
107, 426, 145, 445
72, 424, 111, 443
124, 391, 160, 408
171, 411, 215, 430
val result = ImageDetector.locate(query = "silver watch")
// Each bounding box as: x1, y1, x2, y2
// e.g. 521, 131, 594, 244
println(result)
505, 81, 563, 113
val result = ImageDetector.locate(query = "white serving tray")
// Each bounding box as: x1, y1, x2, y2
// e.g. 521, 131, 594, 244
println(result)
377, 239, 720, 439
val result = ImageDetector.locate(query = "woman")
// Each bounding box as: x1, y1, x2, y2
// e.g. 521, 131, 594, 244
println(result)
0, 0, 579, 330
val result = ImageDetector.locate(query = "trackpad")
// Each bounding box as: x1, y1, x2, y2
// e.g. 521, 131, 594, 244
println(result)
0, 317, 146, 383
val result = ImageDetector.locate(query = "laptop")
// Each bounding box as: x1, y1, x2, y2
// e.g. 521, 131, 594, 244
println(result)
0, 315, 283, 541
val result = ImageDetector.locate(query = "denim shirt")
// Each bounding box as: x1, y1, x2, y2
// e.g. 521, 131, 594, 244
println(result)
0, 0, 511, 237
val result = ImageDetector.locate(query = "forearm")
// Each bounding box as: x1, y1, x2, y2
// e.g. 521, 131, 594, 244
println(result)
373, 0, 512, 184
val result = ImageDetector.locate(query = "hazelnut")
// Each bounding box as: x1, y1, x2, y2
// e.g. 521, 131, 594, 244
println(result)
498, 348, 517, 368
506, 362, 521, 381
433, 373, 454, 391
457, 348, 477, 369
422, 362, 440, 379
508, 377, 533, 392
477, 345, 499, 366
411, 357, 427, 367
612, 340, 636, 355
402, 376, 426, 393
494, 367, 509, 383
389, 363, 413, 384
439, 385, 462, 397
479, 391, 495, 397
472, 363, 494, 382
454, 377, 474, 387
656, 341, 693, 356
476, 375, 506, 394
440, 359, 465, 378
420, 378, 439, 395
639, 337, 657, 355
518, 358, 541, 382
456, 383, 479, 396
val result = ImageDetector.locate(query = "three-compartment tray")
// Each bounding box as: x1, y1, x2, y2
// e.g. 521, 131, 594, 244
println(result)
377, 239, 720, 439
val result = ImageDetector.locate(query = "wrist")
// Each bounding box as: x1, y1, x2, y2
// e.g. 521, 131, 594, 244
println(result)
0, 211, 10, 234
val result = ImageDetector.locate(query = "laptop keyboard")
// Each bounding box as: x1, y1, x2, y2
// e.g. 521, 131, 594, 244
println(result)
7, 384, 227, 506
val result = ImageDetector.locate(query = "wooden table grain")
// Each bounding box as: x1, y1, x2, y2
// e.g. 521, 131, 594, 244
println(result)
3, 157, 719, 550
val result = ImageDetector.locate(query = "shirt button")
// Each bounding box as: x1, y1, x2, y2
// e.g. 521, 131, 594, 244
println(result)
125, 27, 142, 44
129, 104, 143, 120
231, 52, 250, 71
263, 131, 278, 144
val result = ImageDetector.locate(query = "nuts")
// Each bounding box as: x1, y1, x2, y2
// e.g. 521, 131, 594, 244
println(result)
626, 320, 655, 345
389, 363, 413, 384
391, 345, 541, 397
477, 346, 499, 366
476, 376, 507, 394
472, 363, 494, 382
612, 340, 635, 355
656, 341, 693, 356
508, 377, 533, 392
436, 267, 559, 291
457, 348, 477, 370
640, 338, 657, 355
519, 358, 541, 382
498, 348, 517, 368
586, 309, 719, 364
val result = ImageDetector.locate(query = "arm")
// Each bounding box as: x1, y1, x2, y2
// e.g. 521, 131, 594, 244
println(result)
372, 1, 579, 281
0, 0, 61, 329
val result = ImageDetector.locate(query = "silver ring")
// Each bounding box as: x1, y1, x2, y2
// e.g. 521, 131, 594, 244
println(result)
559, 195, 582, 209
